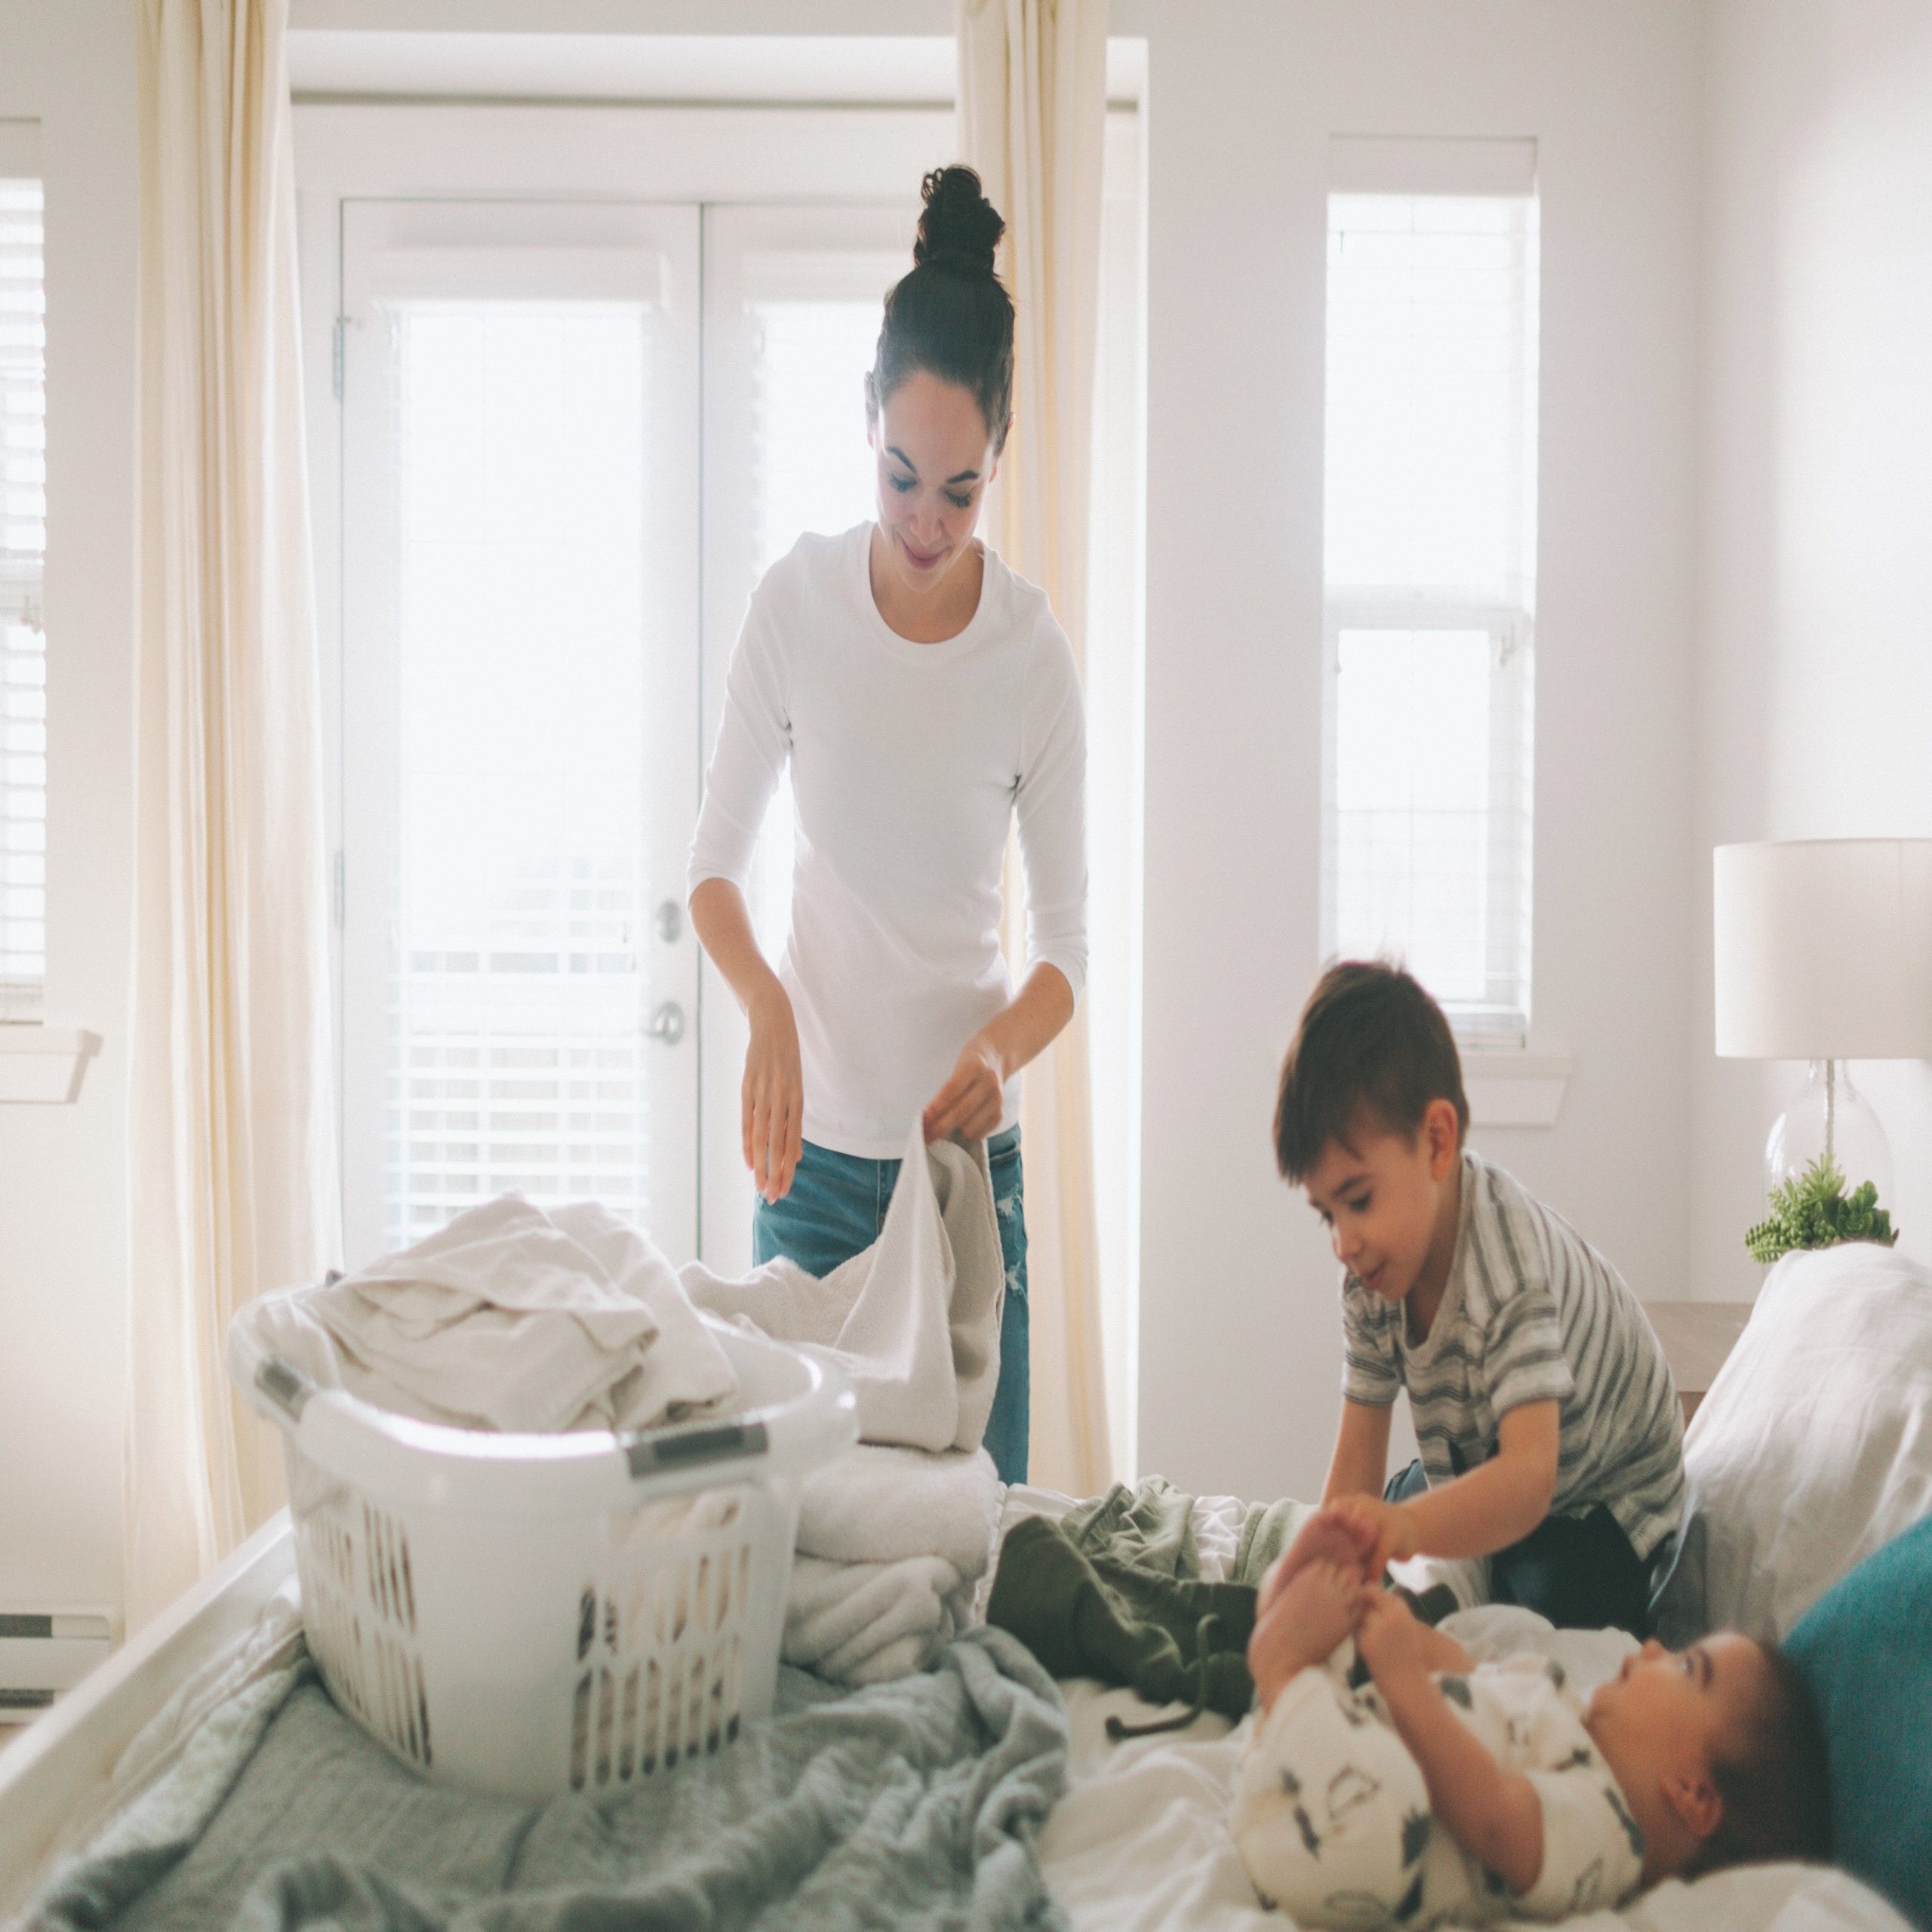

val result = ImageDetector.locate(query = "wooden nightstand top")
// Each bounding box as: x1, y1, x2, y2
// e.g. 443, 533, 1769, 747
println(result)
1642, 1300, 1753, 1420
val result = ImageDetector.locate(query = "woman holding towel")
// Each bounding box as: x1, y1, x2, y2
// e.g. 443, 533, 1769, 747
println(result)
687, 166, 1087, 1485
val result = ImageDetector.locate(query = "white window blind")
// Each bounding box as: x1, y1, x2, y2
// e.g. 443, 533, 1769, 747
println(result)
0, 166, 46, 1016
1321, 143, 1540, 1044
384, 300, 659, 1244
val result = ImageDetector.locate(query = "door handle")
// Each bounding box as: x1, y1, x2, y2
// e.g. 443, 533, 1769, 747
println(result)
643, 1001, 686, 1046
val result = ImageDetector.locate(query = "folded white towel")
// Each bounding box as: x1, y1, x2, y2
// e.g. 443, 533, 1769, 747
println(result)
783, 1553, 961, 1685
796, 1444, 1001, 1580
247, 1197, 737, 1434
681, 1122, 1004, 1454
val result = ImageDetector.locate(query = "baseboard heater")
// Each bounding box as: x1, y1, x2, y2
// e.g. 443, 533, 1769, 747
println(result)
0, 1611, 113, 1710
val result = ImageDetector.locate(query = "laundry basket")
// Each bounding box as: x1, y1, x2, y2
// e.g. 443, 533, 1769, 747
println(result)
229, 1306, 855, 1802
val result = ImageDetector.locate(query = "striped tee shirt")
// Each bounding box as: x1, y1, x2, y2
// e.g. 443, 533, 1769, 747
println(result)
1342, 1152, 1685, 1562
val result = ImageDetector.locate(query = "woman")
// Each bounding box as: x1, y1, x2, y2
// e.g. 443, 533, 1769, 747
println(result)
687, 166, 1087, 1484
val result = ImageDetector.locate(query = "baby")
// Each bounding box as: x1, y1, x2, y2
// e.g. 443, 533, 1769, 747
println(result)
1233, 1510, 1830, 1926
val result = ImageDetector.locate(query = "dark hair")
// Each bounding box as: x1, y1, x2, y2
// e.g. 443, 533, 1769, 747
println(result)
1273, 960, 1469, 1183
866, 165, 1016, 454
1692, 1644, 1832, 1874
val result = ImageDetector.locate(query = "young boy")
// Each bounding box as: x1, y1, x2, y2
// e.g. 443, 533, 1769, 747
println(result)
1275, 961, 1684, 1634
1234, 1534, 1831, 1926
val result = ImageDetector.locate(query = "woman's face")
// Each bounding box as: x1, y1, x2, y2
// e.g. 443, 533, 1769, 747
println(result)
869, 368, 998, 598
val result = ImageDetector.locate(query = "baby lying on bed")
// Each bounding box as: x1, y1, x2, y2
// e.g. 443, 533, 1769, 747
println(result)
1232, 1512, 1829, 1927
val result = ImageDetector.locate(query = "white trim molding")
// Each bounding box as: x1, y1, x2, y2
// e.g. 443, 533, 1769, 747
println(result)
0, 1026, 101, 1104
1464, 1049, 1571, 1128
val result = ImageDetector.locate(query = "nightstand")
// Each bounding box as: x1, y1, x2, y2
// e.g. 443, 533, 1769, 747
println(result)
1641, 1301, 1752, 1425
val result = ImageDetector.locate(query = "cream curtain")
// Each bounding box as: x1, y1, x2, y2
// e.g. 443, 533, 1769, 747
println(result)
958, 0, 1115, 1495
125, 0, 340, 1630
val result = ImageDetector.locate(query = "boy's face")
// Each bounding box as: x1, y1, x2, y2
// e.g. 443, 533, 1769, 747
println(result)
1302, 1101, 1461, 1305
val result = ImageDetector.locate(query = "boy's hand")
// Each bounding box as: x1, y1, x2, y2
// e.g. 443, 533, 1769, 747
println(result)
1331, 1494, 1420, 1573
1257, 1505, 1380, 1617
1355, 1586, 1429, 1687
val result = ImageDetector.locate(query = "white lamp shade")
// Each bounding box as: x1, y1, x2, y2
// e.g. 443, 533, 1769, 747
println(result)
1713, 838, 1932, 1059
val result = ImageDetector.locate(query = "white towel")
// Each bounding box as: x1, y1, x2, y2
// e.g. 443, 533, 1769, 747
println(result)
796, 1444, 1001, 1578
781, 1446, 999, 1687
681, 1121, 1004, 1454
245, 1197, 737, 1434
783, 1553, 963, 1685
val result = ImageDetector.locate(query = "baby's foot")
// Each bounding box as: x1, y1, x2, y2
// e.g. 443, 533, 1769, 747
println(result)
1248, 1558, 1367, 1709
1258, 1506, 1377, 1616
1274, 1559, 1362, 1669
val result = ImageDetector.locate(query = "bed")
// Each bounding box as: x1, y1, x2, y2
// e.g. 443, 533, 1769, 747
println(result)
2, 1240, 1927, 1930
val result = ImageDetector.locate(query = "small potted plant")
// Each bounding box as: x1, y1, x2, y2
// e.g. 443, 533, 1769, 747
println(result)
1744, 1152, 1898, 1264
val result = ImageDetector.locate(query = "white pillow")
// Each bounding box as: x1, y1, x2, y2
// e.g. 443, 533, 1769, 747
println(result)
1651, 1242, 1932, 1644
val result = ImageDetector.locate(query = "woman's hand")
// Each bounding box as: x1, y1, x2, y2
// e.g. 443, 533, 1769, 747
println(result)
743, 983, 804, 1201
688, 880, 804, 1201
921, 1033, 1007, 1143
921, 966, 1075, 1144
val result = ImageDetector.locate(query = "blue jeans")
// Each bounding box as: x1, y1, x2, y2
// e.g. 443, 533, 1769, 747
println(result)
753, 1126, 1030, 1484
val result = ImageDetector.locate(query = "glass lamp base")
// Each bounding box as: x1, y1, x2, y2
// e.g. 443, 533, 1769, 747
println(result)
1764, 1060, 1894, 1206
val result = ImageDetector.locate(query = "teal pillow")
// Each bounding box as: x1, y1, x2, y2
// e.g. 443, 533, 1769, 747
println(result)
1786, 1512, 1932, 1928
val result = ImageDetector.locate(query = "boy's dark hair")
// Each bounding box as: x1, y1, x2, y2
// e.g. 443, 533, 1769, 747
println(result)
1692, 1644, 1832, 1873
1273, 960, 1469, 1182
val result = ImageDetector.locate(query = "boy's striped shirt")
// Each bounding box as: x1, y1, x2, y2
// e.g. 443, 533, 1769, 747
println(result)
1342, 1152, 1685, 1562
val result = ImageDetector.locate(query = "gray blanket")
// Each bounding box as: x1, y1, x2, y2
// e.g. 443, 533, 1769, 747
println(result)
26, 1629, 1067, 1932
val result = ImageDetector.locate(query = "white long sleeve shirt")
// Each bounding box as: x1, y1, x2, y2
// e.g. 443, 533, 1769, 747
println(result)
688, 524, 1088, 1159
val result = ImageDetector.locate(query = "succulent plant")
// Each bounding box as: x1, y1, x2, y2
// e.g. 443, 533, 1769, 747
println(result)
1744, 1152, 1897, 1264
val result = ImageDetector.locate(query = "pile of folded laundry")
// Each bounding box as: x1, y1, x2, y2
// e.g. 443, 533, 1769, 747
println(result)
783, 1444, 999, 1684
248, 1119, 1011, 1690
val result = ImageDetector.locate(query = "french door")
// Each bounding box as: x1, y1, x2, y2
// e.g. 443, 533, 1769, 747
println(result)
335, 192, 912, 1269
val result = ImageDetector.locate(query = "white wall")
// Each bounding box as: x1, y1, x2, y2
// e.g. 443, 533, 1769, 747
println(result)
1692, 0, 1932, 1301
0, 0, 137, 1620
1137, 0, 1703, 1500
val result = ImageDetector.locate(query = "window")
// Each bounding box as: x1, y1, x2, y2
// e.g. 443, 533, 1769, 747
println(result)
0, 148, 45, 1018
337, 201, 701, 1261
1321, 137, 1540, 1045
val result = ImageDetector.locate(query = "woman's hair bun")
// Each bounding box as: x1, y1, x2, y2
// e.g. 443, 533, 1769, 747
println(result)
869, 163, 1015, 452
913, 165, 1004, 277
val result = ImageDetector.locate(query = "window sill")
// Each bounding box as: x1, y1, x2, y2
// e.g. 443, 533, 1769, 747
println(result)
0, 1026, 102, 1104
1463, 1050, 1571, 1128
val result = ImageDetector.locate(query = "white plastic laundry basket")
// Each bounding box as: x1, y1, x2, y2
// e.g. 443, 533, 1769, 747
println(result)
229, 1306, 855, 1802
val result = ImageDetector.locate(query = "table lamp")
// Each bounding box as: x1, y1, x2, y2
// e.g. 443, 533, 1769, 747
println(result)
1713, 838, 1932, 1208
